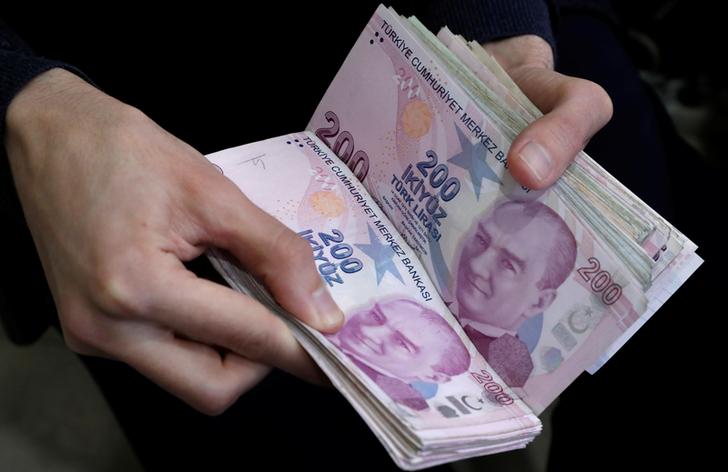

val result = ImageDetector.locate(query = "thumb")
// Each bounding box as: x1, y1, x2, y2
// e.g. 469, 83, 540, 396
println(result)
198, 180, 345, 333
507, 67, 613, 189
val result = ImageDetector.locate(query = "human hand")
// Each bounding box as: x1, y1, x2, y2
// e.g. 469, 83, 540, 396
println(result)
4, 68, 344, 414
483, 35, 613, 189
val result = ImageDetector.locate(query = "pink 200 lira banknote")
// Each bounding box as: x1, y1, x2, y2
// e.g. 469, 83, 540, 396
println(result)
206, 133, 541, 469
307, 5, 701, 413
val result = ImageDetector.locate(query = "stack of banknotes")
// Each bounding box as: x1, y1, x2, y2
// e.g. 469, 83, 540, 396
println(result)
206, 4, 702, 470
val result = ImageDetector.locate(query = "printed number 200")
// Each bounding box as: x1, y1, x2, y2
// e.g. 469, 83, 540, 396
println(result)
315, 111, 370, 181
576, 257, 623, 305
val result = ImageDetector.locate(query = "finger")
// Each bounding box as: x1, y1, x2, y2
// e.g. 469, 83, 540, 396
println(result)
194, 180, 345, 333
142, 265, 326, 384
107, 318, 271, 415
507, 67, 613, 189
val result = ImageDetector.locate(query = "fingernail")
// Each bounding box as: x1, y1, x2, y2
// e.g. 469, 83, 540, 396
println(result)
311, 285, 344, 331
518, 141, 552, 183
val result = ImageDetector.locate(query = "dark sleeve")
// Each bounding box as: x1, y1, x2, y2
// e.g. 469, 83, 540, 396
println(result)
415, 0, 559, 54
1, 19, 88, 138
1, 19, 85, 344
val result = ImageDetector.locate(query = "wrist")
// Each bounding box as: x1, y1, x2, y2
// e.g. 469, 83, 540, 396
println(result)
6, 68, 103, 138
4, 68, 134, 176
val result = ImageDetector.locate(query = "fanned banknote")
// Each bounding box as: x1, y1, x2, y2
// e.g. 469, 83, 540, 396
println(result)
205, 4, 702, 469
307, 4, 702, 412
207, 133, 541, 469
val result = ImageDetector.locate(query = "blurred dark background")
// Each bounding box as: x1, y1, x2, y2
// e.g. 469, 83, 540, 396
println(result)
613, 0, 726, 167
2, 1, 725, 166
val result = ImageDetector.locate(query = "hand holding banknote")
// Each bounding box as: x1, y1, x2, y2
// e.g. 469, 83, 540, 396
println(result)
0, 3, 703, 470
483, 34, 613, 189
4, 68, 344, 414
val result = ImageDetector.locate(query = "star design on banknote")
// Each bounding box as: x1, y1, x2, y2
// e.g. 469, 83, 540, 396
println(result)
355, 225, 404, 285
448, 125, 501, 199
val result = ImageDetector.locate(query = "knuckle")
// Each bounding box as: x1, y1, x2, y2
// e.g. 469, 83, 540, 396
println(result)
204, 188, 252, 241
268, 228, 314, 273
548, 113, 585, 153
195, 381, 241, 416
64, 337, 94, 356
233, 322, 275, 361
62, 328, 92, 354
573, 79, 614, 124
547, 80, 612, 152
577, 78, 604, 98
581, 79, 610, 103
257, 228, 321, 297
564, 77, 593, 98
592, 83, 614, 122
58, 307, 101, 355
93, 257, 150, 318
186, 171, 225, 208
